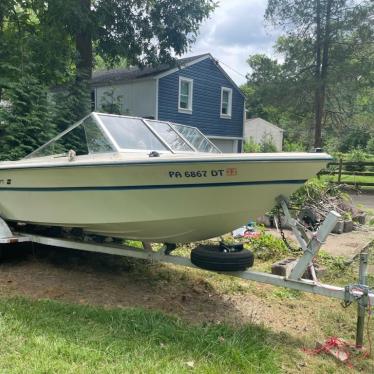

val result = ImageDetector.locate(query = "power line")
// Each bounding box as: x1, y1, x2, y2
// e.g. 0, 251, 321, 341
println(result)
216, 59, 248, 80
186, 49, 248, 81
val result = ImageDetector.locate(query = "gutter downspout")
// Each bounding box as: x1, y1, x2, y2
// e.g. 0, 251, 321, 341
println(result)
155, 78, 159, 120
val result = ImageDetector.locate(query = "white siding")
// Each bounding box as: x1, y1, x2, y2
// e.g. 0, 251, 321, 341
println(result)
244, 118, 283, 151
95, 79, 156, 118
209, 138, 237, 153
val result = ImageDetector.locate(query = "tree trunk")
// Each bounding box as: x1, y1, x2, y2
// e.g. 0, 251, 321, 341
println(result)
0, 9, 3, 103
314, 0, 332, 149
75, 0, 92, 81
314, 0, 323, 148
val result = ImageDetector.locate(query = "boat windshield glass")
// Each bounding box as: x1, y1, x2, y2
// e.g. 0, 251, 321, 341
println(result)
25, 115, 116, 159
171, 123, 220, 153
25, 112, 221, 159
97, 114, 168, 151
145, 120, 194, 152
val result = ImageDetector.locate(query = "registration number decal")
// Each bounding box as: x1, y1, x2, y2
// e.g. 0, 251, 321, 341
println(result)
169, 168, 237, 178
0, 179, 12, 185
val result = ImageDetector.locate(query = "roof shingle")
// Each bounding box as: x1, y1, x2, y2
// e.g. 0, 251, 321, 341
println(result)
91, 54, 211, 86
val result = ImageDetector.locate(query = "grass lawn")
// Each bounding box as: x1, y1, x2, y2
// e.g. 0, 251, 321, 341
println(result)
0, 243, 373, 373
321, 173, 374, 189
337, 174, 374, 184
0, 298, 280, 373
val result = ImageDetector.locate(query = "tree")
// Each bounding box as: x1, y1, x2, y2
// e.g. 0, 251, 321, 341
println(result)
40, 0, 216, 81
0, 1, 215, 160
0, 1, 73, 160
242, 53, 313, 148
0, 75, 56, 160
264, 0, 373, 148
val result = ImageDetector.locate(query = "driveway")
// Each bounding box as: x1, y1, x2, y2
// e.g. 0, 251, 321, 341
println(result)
349, 191, 374, 211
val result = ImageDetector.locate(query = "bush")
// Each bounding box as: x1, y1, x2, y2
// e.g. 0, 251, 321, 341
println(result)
367, 137, 374, 155
0, 75, 56, 160
243, 135, 278, 153
283, 139, 306, 152
243, 137, 261, 152
289, 178, 342, 207
336, 122, 373, 152
260, 135, 277, 152
100, 87, 124, 114
246, 227, 289, 260
346, 148, 367, 172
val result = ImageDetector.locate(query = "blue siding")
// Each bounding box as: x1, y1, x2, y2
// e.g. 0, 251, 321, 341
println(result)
157, 58, 244, 138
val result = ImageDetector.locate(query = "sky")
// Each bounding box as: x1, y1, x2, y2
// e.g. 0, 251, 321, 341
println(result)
186, 0, 280, 85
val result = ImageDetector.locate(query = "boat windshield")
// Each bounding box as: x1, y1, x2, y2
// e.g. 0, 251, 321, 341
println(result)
26, 115, 116, 159
144, 120, 194, 152
171, 123, 220, 153
25, 112, 221, 159
96, 115, 168, 152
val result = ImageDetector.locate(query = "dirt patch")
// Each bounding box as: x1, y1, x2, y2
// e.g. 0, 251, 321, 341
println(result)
267, 227, 374, 258
0, 249, 336, 342
349, 191, 374, 211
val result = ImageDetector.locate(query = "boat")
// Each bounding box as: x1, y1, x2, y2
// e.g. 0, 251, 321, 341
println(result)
0, 113, 332, 243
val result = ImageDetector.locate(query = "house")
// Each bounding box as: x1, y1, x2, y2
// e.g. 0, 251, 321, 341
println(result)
90, 54, 245, 153
244, 118, 284, 151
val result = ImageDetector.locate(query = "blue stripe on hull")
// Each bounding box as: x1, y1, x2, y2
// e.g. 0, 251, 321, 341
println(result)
0, 179, 307, 192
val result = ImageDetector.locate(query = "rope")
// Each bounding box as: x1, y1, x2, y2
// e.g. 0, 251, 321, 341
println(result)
304, 287, 373, 367
303, 337, 354, 368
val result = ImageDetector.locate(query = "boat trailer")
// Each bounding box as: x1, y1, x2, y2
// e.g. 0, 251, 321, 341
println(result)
0, 198, 373, 349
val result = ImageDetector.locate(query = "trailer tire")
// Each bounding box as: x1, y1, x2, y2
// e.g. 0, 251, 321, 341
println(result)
191, 245, 254, 272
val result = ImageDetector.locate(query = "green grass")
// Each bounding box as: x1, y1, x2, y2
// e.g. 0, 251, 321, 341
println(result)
322, 174, 374, 189
0, 297, 281, 374
338, 174, 374, 184
0, 243, 373, 373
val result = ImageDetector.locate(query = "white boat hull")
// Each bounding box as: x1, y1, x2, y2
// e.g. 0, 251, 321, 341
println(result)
0, 153, 330, 242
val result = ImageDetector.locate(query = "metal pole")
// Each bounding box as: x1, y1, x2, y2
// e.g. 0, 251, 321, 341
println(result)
356, 252, 369, 348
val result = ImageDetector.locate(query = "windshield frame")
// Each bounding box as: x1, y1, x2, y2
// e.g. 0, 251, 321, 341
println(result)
25, 112, 222, 159
144, 119, 196, 153
24, 113, 96, 159
170, 122, 222, 153
95, 112, 174, 154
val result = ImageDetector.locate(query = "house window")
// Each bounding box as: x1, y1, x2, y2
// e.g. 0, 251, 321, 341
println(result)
221, 87, 232, 118
178, 77, 193, 113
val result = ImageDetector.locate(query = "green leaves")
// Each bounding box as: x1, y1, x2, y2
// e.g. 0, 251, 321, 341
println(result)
0, 75, 56, 161
242, 0, 373, 149
94, 0, 216, 66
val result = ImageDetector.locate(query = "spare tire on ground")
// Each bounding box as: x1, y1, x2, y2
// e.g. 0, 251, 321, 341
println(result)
191, 243, 254, 272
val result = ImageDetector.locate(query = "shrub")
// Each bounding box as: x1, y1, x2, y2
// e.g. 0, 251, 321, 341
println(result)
367, 137, 374, 155
100, 87, 124, 114
244, 135, 278, 153
0, 75, 56, 160
243, 137, 261, 152
247, 227, 289, 260
283, 140, 306, 152
346, 148, 367, 172
260, 134, 277, 152
289, 178, 342, 207
336, 122, 372, 152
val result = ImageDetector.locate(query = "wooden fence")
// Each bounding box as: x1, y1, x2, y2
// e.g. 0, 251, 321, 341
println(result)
318, 159, 374, 187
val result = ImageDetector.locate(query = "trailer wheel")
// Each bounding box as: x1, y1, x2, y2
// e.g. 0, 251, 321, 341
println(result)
191, 244, 254, 272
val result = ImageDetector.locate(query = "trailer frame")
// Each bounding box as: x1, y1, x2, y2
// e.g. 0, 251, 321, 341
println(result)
0, 199, 373, 348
